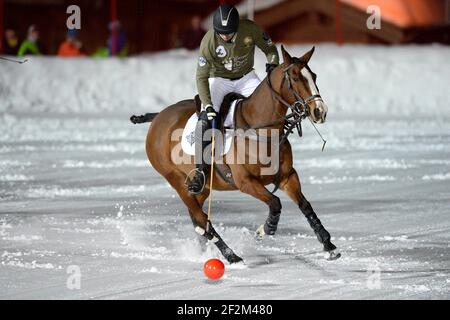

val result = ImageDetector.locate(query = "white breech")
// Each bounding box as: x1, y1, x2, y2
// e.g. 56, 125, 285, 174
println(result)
208, 70, 261, 113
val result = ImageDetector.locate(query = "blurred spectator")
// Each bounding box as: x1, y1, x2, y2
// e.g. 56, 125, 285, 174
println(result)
18, 25, 41, 57
92, 21, 128, 58
3, 28, 19, 55
107, 20, 128, 57
58, 29, 84, 57
180, 15, 205, 50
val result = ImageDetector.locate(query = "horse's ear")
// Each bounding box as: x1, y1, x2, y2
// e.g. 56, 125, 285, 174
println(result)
299, 46, 315, 64
281, 45, 292, 65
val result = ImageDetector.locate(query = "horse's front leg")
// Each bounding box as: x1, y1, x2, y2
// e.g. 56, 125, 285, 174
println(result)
234, 174, 282, 237
280, 169, 341, 260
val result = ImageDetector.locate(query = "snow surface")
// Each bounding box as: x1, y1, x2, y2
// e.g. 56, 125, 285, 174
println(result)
0, 45, 449, 299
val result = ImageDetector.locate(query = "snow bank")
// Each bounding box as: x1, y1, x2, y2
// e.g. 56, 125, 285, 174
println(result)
1, 45, 449, 117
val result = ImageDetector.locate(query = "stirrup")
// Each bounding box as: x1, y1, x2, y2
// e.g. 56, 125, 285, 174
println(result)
185, 168, 206, 195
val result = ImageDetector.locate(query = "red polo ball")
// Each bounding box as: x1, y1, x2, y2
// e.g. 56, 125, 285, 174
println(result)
204, 258, 225, 280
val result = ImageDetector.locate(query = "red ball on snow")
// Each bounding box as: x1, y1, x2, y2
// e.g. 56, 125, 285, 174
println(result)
204, 258, 225, 280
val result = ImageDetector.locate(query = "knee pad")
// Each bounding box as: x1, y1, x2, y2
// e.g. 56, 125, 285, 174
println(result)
195, 117, 211, 144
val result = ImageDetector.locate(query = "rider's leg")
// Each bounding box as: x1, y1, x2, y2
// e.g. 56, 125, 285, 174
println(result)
188, 77, 233, 195
187, 111, 210, 195
235, 70, 261, 97
210, 77, 234, 112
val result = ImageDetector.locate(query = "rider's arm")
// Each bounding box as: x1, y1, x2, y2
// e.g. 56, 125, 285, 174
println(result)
252, 22, 279, 65
196, 33, 214, 110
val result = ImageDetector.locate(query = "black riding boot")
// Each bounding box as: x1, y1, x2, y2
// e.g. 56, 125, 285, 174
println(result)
187, 111, 210, 195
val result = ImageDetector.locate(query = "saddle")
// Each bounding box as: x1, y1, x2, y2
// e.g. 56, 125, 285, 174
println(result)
194, 93, 245, 134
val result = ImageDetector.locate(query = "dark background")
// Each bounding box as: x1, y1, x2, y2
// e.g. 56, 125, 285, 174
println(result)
1, 0, 449, 55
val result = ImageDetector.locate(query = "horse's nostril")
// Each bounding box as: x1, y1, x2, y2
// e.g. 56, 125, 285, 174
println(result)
314, 108, 321, 119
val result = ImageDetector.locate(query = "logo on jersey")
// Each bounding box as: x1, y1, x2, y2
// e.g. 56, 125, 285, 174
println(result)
198, 56, 207, 67
244, 36, 254, 47
223, 58, 233, 71
216, 45, 227, 58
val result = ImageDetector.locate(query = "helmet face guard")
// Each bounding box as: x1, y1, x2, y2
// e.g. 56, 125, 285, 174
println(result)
213, 4, 239, 35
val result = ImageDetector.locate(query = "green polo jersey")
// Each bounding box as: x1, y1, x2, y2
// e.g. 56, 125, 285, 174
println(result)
196, 19, 279, 107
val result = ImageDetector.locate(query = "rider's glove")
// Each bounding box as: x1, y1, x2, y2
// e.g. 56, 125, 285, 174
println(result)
265, 63, 278, 74
205, 105, 217, 121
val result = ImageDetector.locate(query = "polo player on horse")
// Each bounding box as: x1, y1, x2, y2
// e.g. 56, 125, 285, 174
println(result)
187, 3, 280, 194
131, 4, 341, 262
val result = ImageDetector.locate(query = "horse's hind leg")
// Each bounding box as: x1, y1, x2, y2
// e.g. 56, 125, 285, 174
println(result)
280, 169, 340, 260
165, 171, 243, 264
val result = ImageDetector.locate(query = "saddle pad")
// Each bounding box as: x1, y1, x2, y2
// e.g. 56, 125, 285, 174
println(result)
181, 100, 239, 156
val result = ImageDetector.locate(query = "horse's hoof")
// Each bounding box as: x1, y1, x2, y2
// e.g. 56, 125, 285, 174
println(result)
324, 249, 341, 261
227, 254, 244, 264
255, 225, 266, 239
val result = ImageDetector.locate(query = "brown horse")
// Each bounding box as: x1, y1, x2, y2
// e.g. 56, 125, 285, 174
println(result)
132, 46, 340, 264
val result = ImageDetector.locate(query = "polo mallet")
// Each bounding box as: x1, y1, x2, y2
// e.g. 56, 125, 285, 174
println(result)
206, 118, 216, 233
0, 56, 28, 64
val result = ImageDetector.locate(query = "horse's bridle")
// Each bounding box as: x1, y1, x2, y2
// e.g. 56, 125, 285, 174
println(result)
274, 64, 323, 115
236, 63, 327, 193
239, 63, 324, 141
269, 63, 325, 139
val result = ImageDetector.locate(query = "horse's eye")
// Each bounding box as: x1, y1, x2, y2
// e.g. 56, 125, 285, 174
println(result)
293, 77, 300, 82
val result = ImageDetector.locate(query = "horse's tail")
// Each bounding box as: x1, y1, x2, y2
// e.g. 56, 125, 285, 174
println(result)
130, 113, 159, 124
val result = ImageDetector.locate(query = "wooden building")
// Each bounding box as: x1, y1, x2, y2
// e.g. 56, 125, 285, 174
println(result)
253, 0, 450, 44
